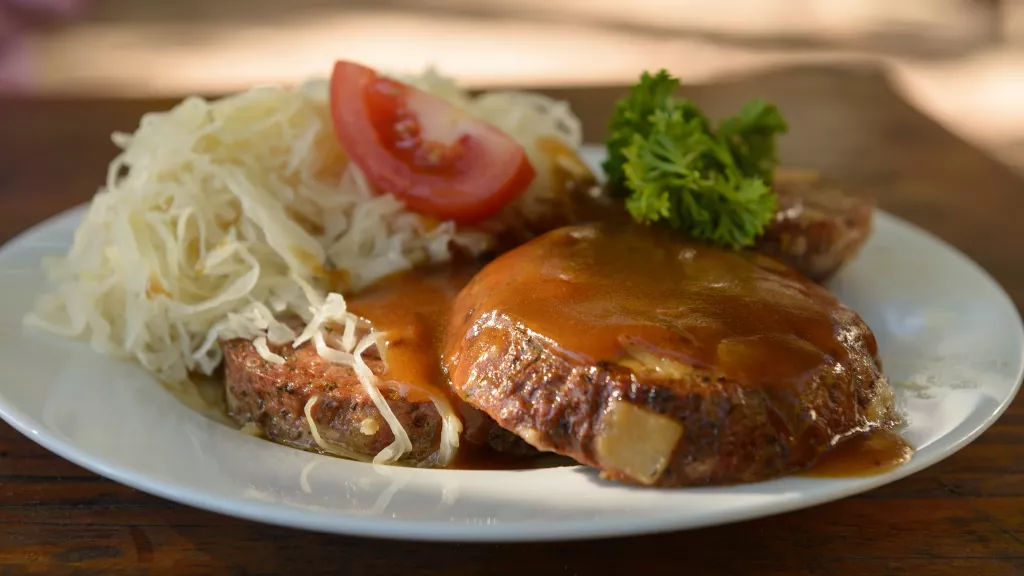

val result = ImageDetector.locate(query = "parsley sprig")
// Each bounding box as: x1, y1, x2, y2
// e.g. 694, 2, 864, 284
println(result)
603, 70, 788, 249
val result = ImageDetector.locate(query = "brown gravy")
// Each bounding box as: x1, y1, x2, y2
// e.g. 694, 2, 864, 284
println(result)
802, 429, 913, 478
535, 136, 599, 200
346, 264, 477, 406
447, 223, 873, 385
243, 224, 905, 478
444, 223, 905, 477
345, 263, 563, 469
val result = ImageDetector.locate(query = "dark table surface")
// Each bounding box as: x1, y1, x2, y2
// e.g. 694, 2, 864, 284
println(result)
1, 64, 1023, 575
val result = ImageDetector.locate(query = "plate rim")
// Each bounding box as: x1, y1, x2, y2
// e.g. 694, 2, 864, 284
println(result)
1, 193, 1022, 543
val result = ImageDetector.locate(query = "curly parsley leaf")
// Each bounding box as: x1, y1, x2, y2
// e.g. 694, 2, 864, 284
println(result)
717, 99, 788, 185
604, 70, 788, 249
602, 70, 690, 192
621, 108, 777, 250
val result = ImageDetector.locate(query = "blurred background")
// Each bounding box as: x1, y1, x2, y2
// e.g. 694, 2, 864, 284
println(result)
2, 0, 1023, 171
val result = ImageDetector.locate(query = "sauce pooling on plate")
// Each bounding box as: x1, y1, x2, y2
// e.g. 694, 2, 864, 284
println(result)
802, 429, 913, 477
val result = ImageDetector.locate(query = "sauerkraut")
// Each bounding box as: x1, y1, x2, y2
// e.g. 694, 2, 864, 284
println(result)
23, 67, 584, 465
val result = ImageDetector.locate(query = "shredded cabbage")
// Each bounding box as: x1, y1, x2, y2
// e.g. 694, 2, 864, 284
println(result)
23, 67, 584, 466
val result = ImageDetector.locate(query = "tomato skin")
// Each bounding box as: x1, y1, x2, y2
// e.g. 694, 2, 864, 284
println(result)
329, 61, 536, 224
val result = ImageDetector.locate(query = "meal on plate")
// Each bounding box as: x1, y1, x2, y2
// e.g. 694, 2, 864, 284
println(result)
23, 61, 906, 487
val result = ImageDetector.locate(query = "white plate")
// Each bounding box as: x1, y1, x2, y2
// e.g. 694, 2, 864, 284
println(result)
1, 146, 1022, 542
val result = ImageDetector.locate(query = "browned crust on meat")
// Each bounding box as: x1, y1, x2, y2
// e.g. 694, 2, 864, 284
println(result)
222, 336, 535, 465
222, 337, 443, 464
447, 309, 897, 487
755, 171, 874, 282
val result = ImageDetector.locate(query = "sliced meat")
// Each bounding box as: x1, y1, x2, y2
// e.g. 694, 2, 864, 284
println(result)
223, 336, 442, 464
223, 264, 536, 466
592, 170, 874, 283
444, 223, 898, 487
756, 170, 874, 282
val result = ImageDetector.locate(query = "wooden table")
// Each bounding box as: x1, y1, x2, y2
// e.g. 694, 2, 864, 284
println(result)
1, 64, 1022, 575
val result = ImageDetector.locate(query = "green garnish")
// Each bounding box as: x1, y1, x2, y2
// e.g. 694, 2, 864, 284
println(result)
604, 70, 788, 249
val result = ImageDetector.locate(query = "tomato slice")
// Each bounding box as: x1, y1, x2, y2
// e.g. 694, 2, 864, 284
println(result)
328, 61, 536, 224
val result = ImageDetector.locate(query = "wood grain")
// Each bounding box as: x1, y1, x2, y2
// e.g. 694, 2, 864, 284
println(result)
0, 64, 1022, 575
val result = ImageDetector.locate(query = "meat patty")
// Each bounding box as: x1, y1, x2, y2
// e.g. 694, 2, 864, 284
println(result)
223, 336, 438, 463
223, 263, 537, 466
223, 335, 535, 464
755, 170, 874, 282
444, 223, 897, 486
